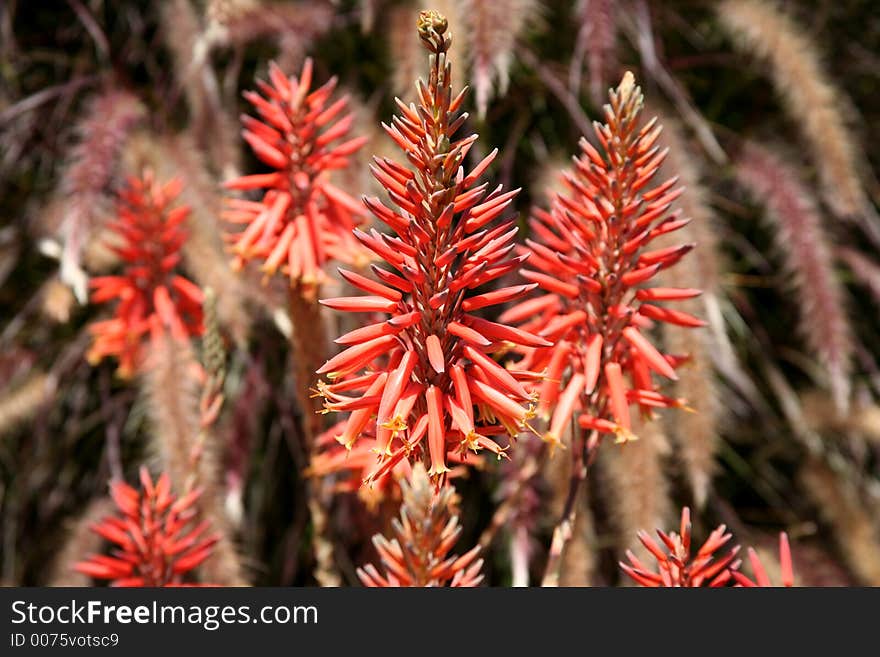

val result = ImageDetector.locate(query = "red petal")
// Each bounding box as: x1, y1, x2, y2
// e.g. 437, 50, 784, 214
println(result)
319, 296, 399, 313
622, 327, 678, 380
426, 334, 445, 373
426, 386, 449, 476
584, 334, 603, 394
638, 304, 706, 328
604, 362, 630, 429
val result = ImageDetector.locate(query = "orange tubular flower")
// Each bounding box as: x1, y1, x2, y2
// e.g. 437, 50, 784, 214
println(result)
223, 58, 369, 291
308, 421, 407, 508
620, 508, 741, 587
87, 172, 203, 377
316, 11, 546, 483
505, 73, 703, 445
75, 467, 218, 587
732, 533, 795, 587
357, 464, 484, 587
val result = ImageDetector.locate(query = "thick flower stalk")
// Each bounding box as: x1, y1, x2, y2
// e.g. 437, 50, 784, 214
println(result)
619, 507, 740, 587
87, 172, 204, 377
222, 58, 369, 292
75, 467, 218, 586
357, 464, 484, 587
506, 72, 701, 446
317, 11, 547, 482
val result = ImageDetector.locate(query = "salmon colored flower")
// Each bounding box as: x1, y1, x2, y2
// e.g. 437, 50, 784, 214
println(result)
75, 467, 218, 586
87, 172, 203, 377
733, 532, 795, 587
308, 420, 481, 510
223, 58, 369, 292
505, 72, 703, 446
357, 463, 484, 587
316, 12, 547, 483
308, 421, 406, 509
620, 507, 741, 587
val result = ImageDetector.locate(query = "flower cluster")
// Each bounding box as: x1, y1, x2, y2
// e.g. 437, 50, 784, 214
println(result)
357, 463, 484, 587
87, 172, 204, 377
308, 420, 480, 510
619, 507, 740, 587
316, 11, 546, 482
223, 58, 369, 292
620, 507, 796, 587
505, 73, 701, 446
75, 467, 218, 586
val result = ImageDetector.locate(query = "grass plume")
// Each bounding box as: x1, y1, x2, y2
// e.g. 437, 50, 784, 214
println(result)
735, 142, 853, 413
718, 0, 880, 246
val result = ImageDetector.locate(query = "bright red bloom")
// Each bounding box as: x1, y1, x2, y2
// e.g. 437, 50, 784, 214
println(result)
733, 532, 795, 587
620, 507, 741, 587
505, 73, 703, 445
75, 467, 218, 586
357, 463, 484, 587
316, 12, 546, 482
87, 172, 203, 377
223, 58, 369, 290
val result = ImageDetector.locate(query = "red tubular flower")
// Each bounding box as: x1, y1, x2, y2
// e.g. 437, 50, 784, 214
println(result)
733, 533, 795, 587
75, 467, 218, 586
356, 463, 484, 587
308, 421, 406, 509
505, 73, 703, 445
87, 172, 204, 377
620, 507, 741, 587
316, 11, 546, 482
223, 58, 370, 291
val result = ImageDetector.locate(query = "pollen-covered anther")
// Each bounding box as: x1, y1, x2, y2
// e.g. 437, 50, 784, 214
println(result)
613, 426, 638, 444
381, 415, 409, 439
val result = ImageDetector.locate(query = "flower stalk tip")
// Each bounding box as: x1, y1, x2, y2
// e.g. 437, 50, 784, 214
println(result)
417, 10, 450, 52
